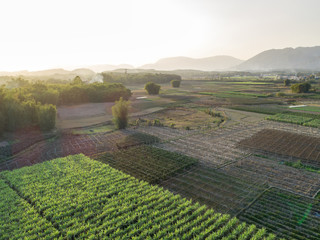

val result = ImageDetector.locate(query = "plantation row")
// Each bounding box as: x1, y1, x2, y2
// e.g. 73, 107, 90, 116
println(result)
0, 179, 60, 239
0, 155, 277, 239
239, 188, 320, 240
238, 129, 320, 167
93, 145, 197, 183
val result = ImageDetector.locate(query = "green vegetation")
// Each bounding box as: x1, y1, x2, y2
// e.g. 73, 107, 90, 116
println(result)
102, 72, 181, 84
284, 79, 290, 86
291, 82, 311, 93
95, 145, 197, 183
291, 105, 320, 112
116, 132, 160, 149
171, 79, 181, 88
239, 188, 319, 240
0, 155, 275, 239
0, 179, 60, 239
266, 113, 313, 125
145, 82, 161, 95
284, 160, 320, 174
112, 97, 130, 129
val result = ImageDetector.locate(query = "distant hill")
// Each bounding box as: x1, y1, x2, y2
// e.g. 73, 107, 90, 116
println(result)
140, 56, 244, 71
85, 64, 134, 72
237, 46, 320, 71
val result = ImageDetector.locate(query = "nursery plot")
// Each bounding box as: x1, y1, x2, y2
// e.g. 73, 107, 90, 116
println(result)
238, 129, 320, 167
221, 155, 320, 197
0, 155, 276, 239
160, 165, 268, 216
239, 188, 320, 240
93, 145, 197, 183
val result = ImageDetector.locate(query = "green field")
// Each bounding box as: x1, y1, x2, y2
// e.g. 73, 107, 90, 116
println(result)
0, 155, 277, 239
290, 106, 320, 113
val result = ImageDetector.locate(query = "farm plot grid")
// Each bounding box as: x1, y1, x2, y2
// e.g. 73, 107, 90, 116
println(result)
0, 130, 132, 172
0, 154, 277, 240
93, 145, 198, 183
220, 155, 320, 197
238, 188, 320, 240
159, 165, 268, 216
238, 129, 320, 167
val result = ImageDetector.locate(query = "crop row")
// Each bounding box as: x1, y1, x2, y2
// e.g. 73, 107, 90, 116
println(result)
221, 155, 320, 197
160, 165, 268, 215
93, 145, 197, 183
0, 155, 277, 239
266, 113, 319, 127
0, 179, 60, 240
239, 188, 320, 240
238, 129, 320, 167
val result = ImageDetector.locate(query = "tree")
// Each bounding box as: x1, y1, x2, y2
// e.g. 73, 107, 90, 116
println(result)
145, 82, 161, 95
291, 82, 311, 93
112, 97, 130, 129
171, 80, 181, 88
71, 76, 83, 85
284, 79, 290, 86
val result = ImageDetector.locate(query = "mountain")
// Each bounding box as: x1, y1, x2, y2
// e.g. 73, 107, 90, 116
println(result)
237, 46, 320, 71
85, 64, 134, 72
140, 56, 244, 71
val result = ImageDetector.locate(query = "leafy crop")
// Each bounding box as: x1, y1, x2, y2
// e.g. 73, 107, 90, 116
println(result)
0, 155, 277, 239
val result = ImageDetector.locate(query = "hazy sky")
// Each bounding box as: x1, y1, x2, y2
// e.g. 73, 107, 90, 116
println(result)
1, 0, 320, 71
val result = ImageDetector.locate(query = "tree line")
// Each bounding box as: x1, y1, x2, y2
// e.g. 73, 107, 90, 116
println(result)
0, 78, 132, 134
101, 72, 181, 84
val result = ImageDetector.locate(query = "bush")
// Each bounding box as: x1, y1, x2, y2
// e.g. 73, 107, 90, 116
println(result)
171, 80, 181, 88
37, 104, 56, 131
276, 92, 286, 97
112, 97, 130, 129
145, 82, 161, 95
291, 82, 311, 93
284, 79, 290, 86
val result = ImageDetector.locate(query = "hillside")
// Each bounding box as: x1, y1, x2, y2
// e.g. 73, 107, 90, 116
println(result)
140, 56, 244, 71
237, 46, 320, 71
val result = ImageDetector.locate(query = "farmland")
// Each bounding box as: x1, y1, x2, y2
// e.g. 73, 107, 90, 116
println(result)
0, 78, 320, 239
0, 155, 276, 239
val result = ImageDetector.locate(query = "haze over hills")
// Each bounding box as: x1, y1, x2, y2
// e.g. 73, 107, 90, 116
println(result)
236, 46, 320, 71
1, 46, 320, 76
140, 56, 244, 71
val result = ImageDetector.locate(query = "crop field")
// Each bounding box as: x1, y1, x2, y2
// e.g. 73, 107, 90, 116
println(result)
93, 145, 197, 183
238, 188, 320, 240
0, 130, 132, 171
160, 165, 268, 216
266, 113, 314, 125
0, 155, 277, 239
220, 155, 320, 197
238, 129, 320, 167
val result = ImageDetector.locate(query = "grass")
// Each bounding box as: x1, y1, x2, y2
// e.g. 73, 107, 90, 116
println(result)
72, 124, 114, 134
290, 106, 320, 112
284, 160, 320, 174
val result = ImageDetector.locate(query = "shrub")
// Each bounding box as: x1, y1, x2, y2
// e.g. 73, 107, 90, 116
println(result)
291, 82, 311, 93
171, 80, 181, 88
276, 92, 286, 97
284, 79, 290, 86
112, 97, 130, 129
145, 82, 161, 95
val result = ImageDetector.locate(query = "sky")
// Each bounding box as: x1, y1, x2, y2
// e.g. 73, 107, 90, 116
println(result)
0, 0, 320, 71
